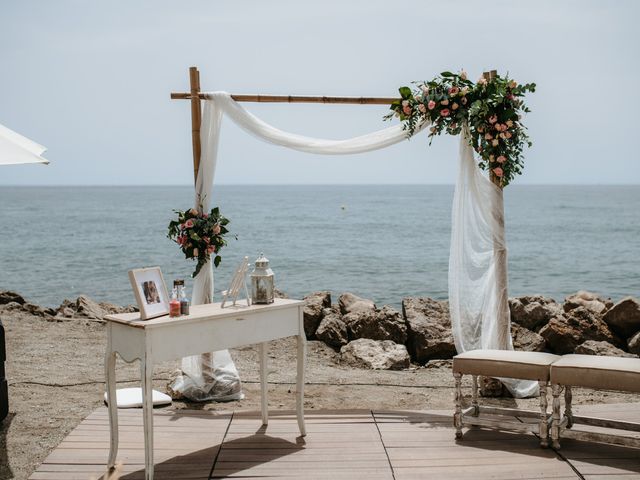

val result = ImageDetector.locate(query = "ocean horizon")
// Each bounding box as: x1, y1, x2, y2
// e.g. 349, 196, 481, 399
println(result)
1, 184, 638, 309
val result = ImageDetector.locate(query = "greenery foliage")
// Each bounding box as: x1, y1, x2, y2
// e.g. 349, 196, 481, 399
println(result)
385, 71, 535, 187
167, 206, 233, 278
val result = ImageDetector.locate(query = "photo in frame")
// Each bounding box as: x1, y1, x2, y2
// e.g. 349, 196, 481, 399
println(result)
128, 267, 170, 320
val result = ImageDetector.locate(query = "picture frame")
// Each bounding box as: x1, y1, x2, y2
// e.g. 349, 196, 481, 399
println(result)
221, 256, 251, 308
128, 267, 170, 320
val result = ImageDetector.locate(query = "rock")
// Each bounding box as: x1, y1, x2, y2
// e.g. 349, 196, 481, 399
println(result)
575, 340, 636, 358
274, 288, 289, 299
0, 301, 23, 311
315, 309, 348, 349
628, 331, 640, 355
480, 376, 506, 397
402, 297, 456, 364
563, 290, 613, 316
302, 291, 331, 338
603, 297, 640, 339
343, 305, 407, 344
539, 307, 622, 354
338, 292, 375, 315
340, 339, 410, 370
0, 291, 25, 305
56, 296, 138, 322
425, 359, 453, 369
511, 323, 546, 352
509, 295, 562, 331
22, 302, 53, 317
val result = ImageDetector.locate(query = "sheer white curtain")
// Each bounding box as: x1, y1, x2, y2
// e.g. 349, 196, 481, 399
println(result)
170, 92, 536, 401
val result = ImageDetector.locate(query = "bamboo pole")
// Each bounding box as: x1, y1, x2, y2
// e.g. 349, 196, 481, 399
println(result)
189, 67, 202, 185
171, 92, 398, 104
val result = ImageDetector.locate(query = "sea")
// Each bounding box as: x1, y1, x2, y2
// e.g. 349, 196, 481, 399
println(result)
0, 185, 638, 309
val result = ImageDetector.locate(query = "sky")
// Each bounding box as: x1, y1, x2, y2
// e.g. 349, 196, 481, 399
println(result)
0, 0, 638, 186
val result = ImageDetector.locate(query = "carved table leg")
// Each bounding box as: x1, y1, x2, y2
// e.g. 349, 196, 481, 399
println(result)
551, 384, 563, 450
471, 375, 479, 416
564, 385, 573, 429
454, 372, 463, 440
538, 380, 549, 447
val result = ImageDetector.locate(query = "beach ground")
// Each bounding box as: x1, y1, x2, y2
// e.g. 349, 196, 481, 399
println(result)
2, 310, 639, 480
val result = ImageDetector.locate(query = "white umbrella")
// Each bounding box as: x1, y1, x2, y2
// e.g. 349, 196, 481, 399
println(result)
0, 123, 49, 165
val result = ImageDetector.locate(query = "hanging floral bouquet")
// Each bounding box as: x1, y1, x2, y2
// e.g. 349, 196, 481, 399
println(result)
384, 71, 535, 187
167, 207, 233, 277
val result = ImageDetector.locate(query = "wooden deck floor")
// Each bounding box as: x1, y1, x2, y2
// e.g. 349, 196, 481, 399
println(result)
29, 403, 640, 479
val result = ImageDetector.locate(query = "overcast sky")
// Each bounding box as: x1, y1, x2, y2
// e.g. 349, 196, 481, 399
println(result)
1, 0, 638, 185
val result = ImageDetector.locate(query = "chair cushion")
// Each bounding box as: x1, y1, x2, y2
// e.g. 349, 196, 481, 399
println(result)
550, 354, 640, 393
453, 349, 560, 381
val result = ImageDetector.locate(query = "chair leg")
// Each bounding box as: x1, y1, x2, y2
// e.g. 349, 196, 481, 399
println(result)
564, 385, 573, 429
471, 375, 479, 416
538, 380, 549, 448
454, 372, 463, 440
551, 384, 563, 449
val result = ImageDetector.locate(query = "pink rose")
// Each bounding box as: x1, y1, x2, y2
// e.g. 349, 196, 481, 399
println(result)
497, 155, 507, 163
506, 120, 514, 127
427, 100, 436, 110
207, 245, 216, 254
499, 132, 506, 139
493, 167, 503, 177
492, 139, 499, 147
402, 100, 409, 107
203, 236, 210, 244
477, 126, 484, 133
421, 85, 429, 95
202, 213, 209, 219
403, 105, 412, 115
448, 86, 459, 95
460, 70, 468, 80
477, 77, 487, 86
189, 208, 198, 216
494, 123, 502, 131
485, 133, 493, 140
212, 224, 221, 235
177, 235, 186, 246
505, 132, 512, 139
184, 219, 194, 229
489, 154, 495, 161
452, 102, 459, 110
440, 99, 449, 106
440, 108, 450, 117
509, 80, 517, 88
489, 115, 498, 124
418, 103, 427, 113
193, 248, 199, 257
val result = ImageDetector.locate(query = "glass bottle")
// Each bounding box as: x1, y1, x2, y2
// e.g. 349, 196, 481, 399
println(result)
169, 284, 181, 317
178, 281, 190, 315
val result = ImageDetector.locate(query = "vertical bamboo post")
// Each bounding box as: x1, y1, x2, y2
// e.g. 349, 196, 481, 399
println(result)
483, 70, 510, 350
189, 66, 202, 186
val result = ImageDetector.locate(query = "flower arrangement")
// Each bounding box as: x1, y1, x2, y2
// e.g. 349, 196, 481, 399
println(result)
167, 206, 233, 277
384, 71, 535, 187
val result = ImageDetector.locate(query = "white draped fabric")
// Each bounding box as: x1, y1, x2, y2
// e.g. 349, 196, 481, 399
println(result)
170, 91, 536, 401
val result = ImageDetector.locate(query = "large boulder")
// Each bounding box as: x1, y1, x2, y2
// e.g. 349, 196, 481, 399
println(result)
628, 331, 640, 355
56, 295, 137, 322
302, 291, 331, 338
602, 297, 640, 339
402, 297, 456, 364
563, 291, 613, 316
340, 339, 410, 370
338, 293, 375, 315
509, 295, 562, 331
575, 340, 636, 358
315, 308, 348, 349
539, 307, 622, 354
0, 291, 25, 305
343, 305, 407, 344
511, 323, 546, 352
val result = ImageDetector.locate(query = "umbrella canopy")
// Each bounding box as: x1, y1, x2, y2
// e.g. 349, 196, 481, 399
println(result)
0, 123, 48, 166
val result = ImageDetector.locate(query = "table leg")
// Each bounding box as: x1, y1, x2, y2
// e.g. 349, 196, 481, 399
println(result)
105, 335, 118, 469
141, 355, 154, 480
259, 342, 268, 426
296, 333, 307, 436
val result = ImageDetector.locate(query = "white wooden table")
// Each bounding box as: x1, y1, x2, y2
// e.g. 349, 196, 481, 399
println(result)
104, 298, 307, 480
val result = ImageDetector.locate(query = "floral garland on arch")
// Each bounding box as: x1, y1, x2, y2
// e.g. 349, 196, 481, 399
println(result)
384, 71, 536, 187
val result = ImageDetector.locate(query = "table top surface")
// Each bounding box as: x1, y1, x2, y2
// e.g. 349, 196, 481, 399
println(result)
104, 298, 304, 329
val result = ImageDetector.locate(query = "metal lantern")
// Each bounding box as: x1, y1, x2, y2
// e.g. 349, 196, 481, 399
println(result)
251, 253, 275, 304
